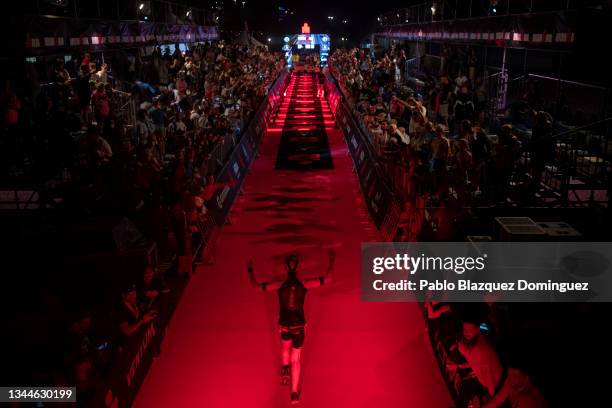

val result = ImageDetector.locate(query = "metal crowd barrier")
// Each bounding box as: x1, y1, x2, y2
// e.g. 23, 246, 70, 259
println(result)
325, 67, 400, 239
88, 67, 291, 408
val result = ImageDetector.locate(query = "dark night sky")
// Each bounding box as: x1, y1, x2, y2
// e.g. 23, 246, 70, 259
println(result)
222, 0, 412, 42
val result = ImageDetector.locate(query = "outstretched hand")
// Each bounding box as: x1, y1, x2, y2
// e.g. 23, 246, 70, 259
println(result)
328, 249, 336, 260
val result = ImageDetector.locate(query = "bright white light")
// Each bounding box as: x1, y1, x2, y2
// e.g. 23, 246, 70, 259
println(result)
328, 16, 334, 20
139, 3, 144, 10
377, 17, 381, 22
186, 10, 191, 17
431, 5, 436, 13
284, 36, 289, 42
144, 16, 148, 20
492, 7, 497, 13
267, 38, 271, 42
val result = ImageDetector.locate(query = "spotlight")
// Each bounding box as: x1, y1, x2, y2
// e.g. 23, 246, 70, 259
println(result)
490, 0, 498, 14
267, 38, 272, 42
139, 3, 144, 10
186, 10, 192, 17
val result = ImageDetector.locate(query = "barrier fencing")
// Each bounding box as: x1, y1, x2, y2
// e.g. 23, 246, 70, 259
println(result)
90, 67, 291, 408
325, 69, 400, 240
327, 63, 484, 407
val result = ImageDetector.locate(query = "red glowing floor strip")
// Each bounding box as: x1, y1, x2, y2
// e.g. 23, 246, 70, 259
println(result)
267, 72, 336, 134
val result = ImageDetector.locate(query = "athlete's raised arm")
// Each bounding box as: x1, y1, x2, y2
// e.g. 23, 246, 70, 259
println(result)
303, 249, 335, 289
247, 259, 284, 291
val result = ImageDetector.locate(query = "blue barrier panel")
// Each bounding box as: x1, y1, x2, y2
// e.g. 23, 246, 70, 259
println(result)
91, 68, 291, 408
326, 74, 394, 229
211, 68, 291, 223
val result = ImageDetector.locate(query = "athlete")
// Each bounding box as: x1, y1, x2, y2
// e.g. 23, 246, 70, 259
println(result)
247, 249, 336, 404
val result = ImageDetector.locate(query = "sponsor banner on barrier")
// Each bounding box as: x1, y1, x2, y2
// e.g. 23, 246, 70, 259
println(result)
328, 83, 392, 229
212, 69, 291, 222
89, 68, 290, 408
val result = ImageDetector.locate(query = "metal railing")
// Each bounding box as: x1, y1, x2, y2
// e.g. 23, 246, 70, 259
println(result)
376, 0, 597, 27
330, 58, 611, 210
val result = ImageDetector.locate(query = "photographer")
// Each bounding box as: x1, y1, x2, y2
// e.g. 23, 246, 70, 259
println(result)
392, 95, 428, 136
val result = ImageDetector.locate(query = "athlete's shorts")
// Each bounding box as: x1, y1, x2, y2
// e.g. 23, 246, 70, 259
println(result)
280, 325, 305, 348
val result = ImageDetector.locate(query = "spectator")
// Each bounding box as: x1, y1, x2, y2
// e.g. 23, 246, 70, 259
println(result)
91, 83, 110, 130
81, 52, 91, 67
64, 310, 111, 370
431, 124, 451, 173
494, 124, 520, 201
468, 48, 478, 83
470, 127, 492, 192
69, 357, 104, 406
138, 266, 170, 312
158, 59, 170, 85
64, 311, 94, 364
454, 86, 475, 128
0, 80, 21, 127
86, 127, 113, 166
95, 63, 109, 85
76, 64, 92, 124
456, 320, 504, 400
117, 285, 157, 338
529, 111, 554, 193
134, 109, 153, 147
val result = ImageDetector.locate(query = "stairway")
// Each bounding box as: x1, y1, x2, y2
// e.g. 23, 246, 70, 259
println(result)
268, 71, 335, 170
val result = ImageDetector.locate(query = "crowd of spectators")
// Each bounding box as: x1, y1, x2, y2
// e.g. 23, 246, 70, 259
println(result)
7, 42, 283, 211
5, 40, 284, 406
330, 46, 557, 240
329, 45, 595, 407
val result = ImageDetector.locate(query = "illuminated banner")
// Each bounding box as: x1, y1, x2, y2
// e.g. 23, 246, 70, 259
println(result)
284, 31, 330, 67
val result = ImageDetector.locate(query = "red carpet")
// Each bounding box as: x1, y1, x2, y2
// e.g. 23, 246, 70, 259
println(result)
133, 71, 453, 408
